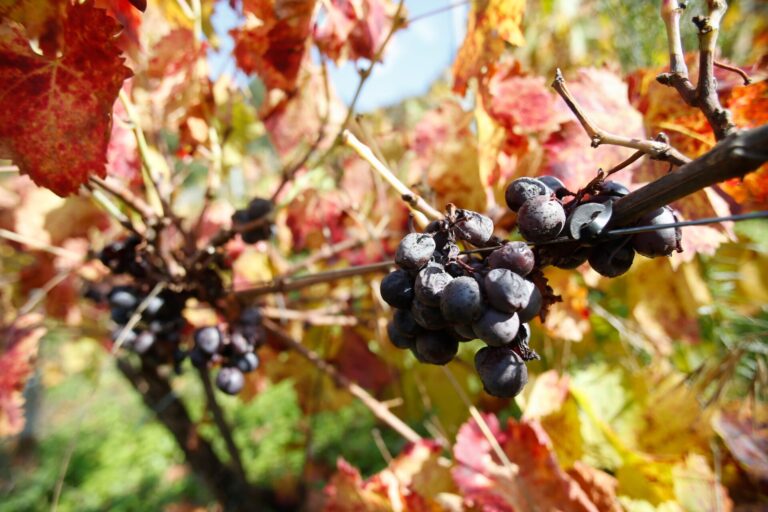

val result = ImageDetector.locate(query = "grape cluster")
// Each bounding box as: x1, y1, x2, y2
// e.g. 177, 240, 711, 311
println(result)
232, 197, 274, 244
190, 308, 264, 395
506, 176, 682, 277
90, 235, 265, 395
381, 209, 541, 398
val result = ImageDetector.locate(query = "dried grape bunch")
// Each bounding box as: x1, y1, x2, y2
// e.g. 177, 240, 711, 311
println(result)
381, 207, 541, 398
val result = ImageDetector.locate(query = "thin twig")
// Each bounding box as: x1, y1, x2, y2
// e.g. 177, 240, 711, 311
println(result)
260, 306, 359, 326
197, 364, 248, 481
0, 229, 82, 260
235, 260, 394, 299
89, 176, 155, 222
86, 185, 142, 235
552, 69, 691, 166
713, 60, 752, 85
112, 282, 166, 353
264, 319, 422, 443
342, 130, 442, 221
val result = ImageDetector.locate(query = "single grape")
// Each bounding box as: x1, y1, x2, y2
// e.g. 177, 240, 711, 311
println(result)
387, 321, 414, 349
395, 233, 436, 271
241, 226, 273, 244
380, 269, 415, 309
439, 276, 483, 324
487, 241, 535, 276
230, 331, 251, 355
505, 177, 552, 212
413, 330, 458, 365
453, 210, 494, 246
216, 367, 245, 395
599, 180, 630, 197
414, 264, 453, 306
143, 295, 165, 318
98, 236, 139, 274
189, 347, 209, 367
240, 307, 263, 326
108, 286, 139, 310
632, 206, 681, 257
540, 242, 592, 269
474, 345, 528, 398
246, 197, 274, 219
453, 323, 476, 341
517, 283, 542, 323
484, 268, 530, 313
236, 352, 260, 373
110, 306, 132, 325
393, 309, 423, 338
517, 196, 566, 243
589, 239, 635, 277
411, 300, 449, 330
195, 326, 222, 354
472, 308, 520, 347
537, 175, 569, 198
133, 331, 155, 354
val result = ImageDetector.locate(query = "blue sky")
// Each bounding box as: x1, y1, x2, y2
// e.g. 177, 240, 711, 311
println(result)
209, 0, 468, 111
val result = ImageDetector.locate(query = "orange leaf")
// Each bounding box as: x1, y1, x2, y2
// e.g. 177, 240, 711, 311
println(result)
0, 314, 46, 437
452, 0, 526, 96
231, 0, 316, 91
0, 1, 132, 196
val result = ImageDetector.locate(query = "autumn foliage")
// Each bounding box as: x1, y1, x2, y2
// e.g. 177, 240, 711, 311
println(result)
1, 0, 767, 510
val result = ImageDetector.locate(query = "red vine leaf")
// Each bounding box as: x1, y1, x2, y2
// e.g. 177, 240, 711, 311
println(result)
452, 413, 600, 512
0, 314, 46, 437
231, 0, 316, 91
0, 1, 133, 196
452, 0, 526, 96
314, 0, 401, 63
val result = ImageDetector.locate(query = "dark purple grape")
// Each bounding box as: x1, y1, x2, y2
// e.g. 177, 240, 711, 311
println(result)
240, 307, 262, 326
414, 264, 453, 306
108, 286, 139, 310
517, 196, 566, 243
589, 239, 635, 277
173, 348, 186, 374
440, 276, 483, 324
99, 236, 139, 274
411, 300, 448, 330
474, 345, 528, 397
230, 331, 251, 355
537, 175, 569, 198
505, 177, 552, 212
387, 321, 414, 349
111, 327, 138, 344
380, 270, 415, 309
542, 243, 592, 269
241, 226, 273, 244
236, 352, 260, 373
393, 309, 422, 338
599, 180, 630, 197
453, 210, 494, 246
395, 233, 436, 271
216, 367, 245, 395
484, 269, 530, 313
487, 242, 535, 276
453, 323, 476, 341
195, 326, 222, 355
246, 197, 273, 219
110, 307, 132, 325
517, 283, 542, 323
412, 330, 458, 365
632, 206, 681, 257
189, 347, 209, 367
133, 331, 156, 354
472, 308, 520, 347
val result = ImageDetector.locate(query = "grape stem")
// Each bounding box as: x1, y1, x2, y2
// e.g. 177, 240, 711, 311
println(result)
89, 175, 156, 223
551, 69, 691, 166
263, 319, 422, 443
342, 130, 443, 222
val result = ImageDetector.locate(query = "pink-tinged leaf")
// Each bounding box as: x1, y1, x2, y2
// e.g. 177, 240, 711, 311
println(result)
0, 1, 133, 196
482, 62, 563, 135
713, 411, 768, 483
542, 68, 645, 193
330, 329, 394, 393
452, 413, 601, 512
231, 0, 316, 91
106, 97, 141, 187
95, 0, 144, 53
0, 314, 45, 437
324, 440, 451, 511
566, 462, 623, 512
314, 0, 400, 63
